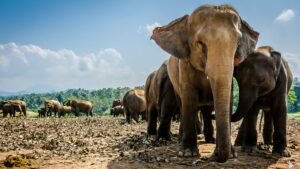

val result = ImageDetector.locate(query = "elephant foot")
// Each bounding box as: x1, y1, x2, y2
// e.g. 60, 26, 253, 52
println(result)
178, 146, 200, 157
272, 149, 291, 157
213, 144, 237, 158
242, 145, 257, 153
158, 131, 172, 141
148, 135, 158, 142
205, 137, 216, 144
257, 143, 271, 151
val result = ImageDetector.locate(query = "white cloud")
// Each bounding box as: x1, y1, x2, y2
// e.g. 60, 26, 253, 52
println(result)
275, 9, 295, 22
284, 53, 300, 78
0, 42, 145, 92
138, 22, 161, 36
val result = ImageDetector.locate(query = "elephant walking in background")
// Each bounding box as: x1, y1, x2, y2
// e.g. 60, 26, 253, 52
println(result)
38, 107, 46, 118
110, 105, 125, 117
151, 5, 259, 162
0, 100, 27, 117
146, 60, 181, 140
44, 100, 61, 117
123, 89, 146, 123
64, 100, 93, 117
231, 46, 293, 157
59, 106, 74, 117
112, 99, 122, 108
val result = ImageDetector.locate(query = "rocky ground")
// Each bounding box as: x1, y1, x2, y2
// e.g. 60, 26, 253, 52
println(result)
0, 116, 299, 169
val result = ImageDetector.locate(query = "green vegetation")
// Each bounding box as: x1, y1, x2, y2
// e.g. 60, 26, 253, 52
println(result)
288, 112, 300, 121
0, 87, 131, 115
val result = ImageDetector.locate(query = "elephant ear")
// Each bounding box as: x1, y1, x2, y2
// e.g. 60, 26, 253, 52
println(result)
235, 18, 260, 65
151, 15, 190, 59
270, 51, 282, 79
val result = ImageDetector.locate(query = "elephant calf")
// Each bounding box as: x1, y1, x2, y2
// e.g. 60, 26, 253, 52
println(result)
123, 89, 146, 123
59, 106, 74, 117
231, 46, 293, 157
38, 107, 46, 118
110, 105, 125, 117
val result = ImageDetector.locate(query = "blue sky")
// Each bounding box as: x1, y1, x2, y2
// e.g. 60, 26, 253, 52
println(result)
0, 0, 299, 92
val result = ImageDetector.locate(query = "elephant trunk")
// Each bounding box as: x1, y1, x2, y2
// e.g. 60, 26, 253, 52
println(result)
231, 89, 257, 122
206, 42, 235, 163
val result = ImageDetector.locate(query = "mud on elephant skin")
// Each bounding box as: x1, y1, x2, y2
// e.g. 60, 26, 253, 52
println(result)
151, 4, 259, 162
145, 60, 181, 141
123, 89, 146, 124
232, 46, 293, 157
64, 100, 93, 117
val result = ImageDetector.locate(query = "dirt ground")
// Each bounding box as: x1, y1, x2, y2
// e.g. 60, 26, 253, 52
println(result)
0, 116, 299, 169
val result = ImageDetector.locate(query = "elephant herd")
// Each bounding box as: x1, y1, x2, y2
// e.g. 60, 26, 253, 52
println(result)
0, 99, 93, 118
146, 4, 292, 162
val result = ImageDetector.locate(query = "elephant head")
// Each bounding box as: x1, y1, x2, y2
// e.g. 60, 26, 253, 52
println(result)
231, 47, 282, 122
151, 5, 259, 162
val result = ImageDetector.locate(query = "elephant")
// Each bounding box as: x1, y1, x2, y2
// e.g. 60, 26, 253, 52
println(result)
110, 105, 125, 117
231, 46, 293, 157
59, 106, 74, 117
0, 100, 27, 117
151, 4, 259, 162
146, 60, 181, 140
112, 99, 122, 108
168, 56, 216, 144
2, 103, 22, 117
122, 89, 146, 123
38, 107, 46, 118
44, 100, 61, 117
64, 100, 93, 117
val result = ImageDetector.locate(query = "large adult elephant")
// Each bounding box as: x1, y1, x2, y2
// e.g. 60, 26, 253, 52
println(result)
0, 100, 27, 117
44, 100, 61, 117
146, 60, 181, 140
151, 5, 259, 162
64, 100, 93, 117
123, 89, 146, 123
231, 46, 292, 156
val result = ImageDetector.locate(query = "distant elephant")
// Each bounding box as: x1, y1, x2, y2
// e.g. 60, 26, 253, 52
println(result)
38, 107, 46, 118
59, 106, 74, 117
231, 46, 293, 157
110, 105, 124, 117
0, 100, 27, 117
64, 100, 93, 117
146, 61, 180, 140
44, 100, 61, 117
2, 103, 22, 117
151, 5, 259, 161
112, 99, 122, 108
123, 89, 146, 123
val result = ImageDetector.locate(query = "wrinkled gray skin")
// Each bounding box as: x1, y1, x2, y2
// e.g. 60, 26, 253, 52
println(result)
64, 100, 93, 117
123, 89, 146, 123
151, 5, 259, 162
231, 46, 293, 157
44, 100, 61, 117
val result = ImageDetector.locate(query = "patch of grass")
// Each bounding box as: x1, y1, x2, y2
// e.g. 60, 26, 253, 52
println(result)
288, 112, 300, 121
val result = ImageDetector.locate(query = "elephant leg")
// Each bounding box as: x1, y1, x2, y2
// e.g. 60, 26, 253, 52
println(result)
195, 111, 202, 135
178, 89, 199, 157
242, 104, 260, 153
147, 105, 158, 136
271, 98, 289, 157
158, 99, 173, 140
125, 109, 131, 124
263, 110, 273, 145
201, 106, 215, 143
234, 119, 246, 146
133, 112, 139, 123
75, 107, 80, 117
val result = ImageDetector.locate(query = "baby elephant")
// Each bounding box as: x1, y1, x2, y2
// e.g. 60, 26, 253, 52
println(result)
231, 46, 293, 157
38, 107, 46, 118
59, 106, 74, 117
110, 105, 125, 117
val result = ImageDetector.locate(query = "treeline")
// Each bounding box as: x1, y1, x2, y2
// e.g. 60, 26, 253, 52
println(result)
0, 78, 299, 115
0, 87, 131, 115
